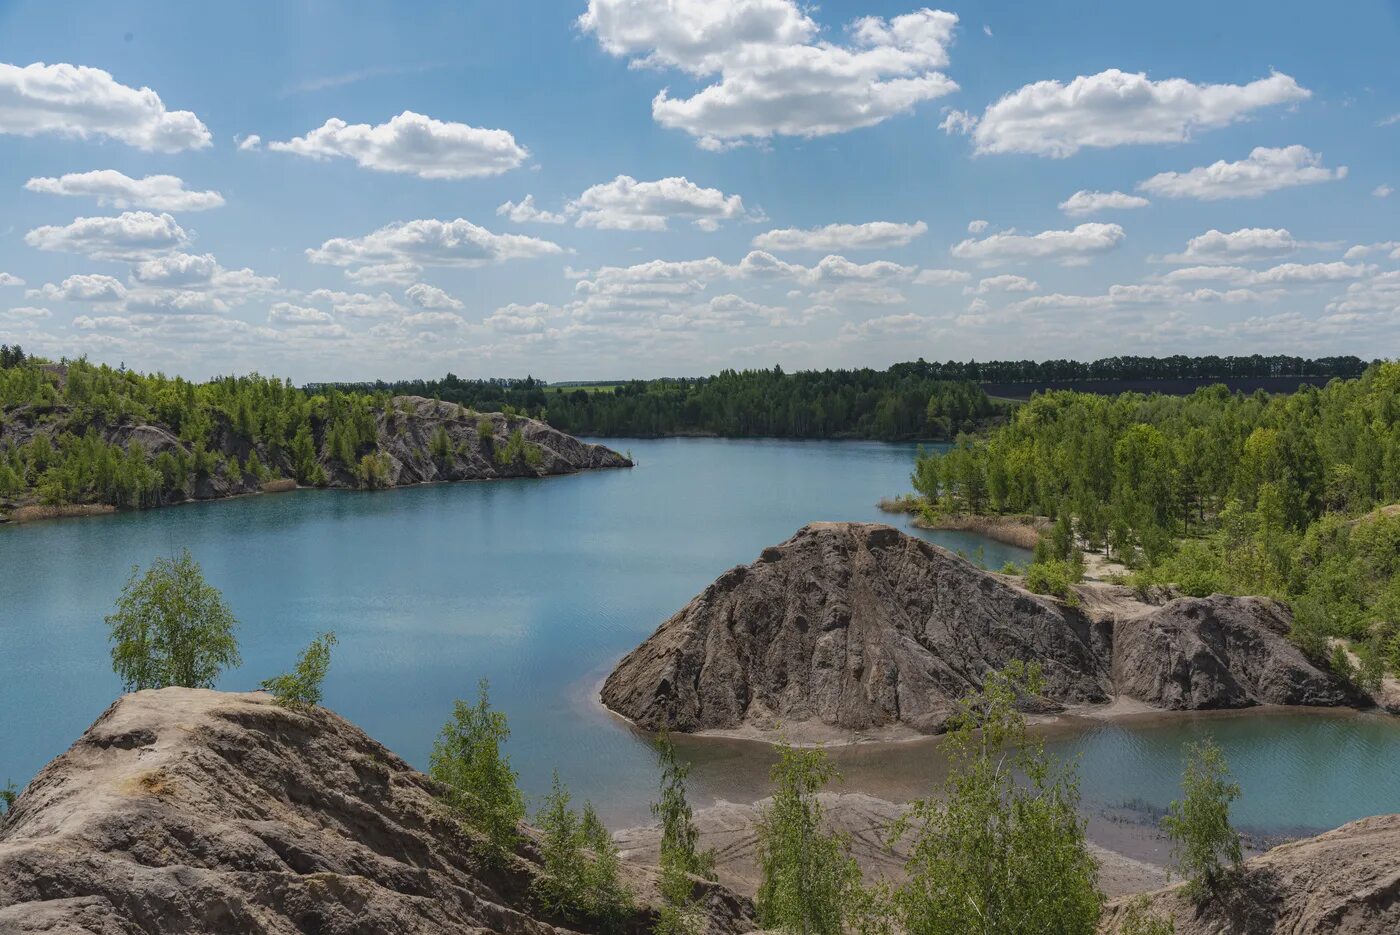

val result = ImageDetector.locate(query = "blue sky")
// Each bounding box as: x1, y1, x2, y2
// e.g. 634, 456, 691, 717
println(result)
0, 0, 1396, 381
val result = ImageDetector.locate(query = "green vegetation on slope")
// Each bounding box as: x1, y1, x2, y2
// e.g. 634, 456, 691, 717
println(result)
911, 362, 1400, 678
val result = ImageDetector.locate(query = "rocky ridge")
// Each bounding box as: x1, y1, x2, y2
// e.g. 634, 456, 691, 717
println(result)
0, 689, 751, 934
602, 523, 1354, 737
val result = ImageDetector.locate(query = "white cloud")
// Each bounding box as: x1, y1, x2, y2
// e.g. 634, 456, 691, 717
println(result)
24, 212, 189, 260
307, 289, 410, 320
966, 219, 989, 234
1374, 184, 1394, 199
405, 282, 464, 311
572, 175, 750, 230
913, 268, 970, 285
4, 306, 50, 320
400, 311, 465, 331
268, 111, 528, 179
1138, 145, 1346, 201
0, 273, 24, 287
29, 273, 127, 303
972, 273, 1038, 293
497, 195, 569, 224
1378, 113, 1400, 127
1163, 261, 1372, 286
1343, 241, 1400, 261
485, 302, 558, 334
237, 133, 261, 151
1058, 190, 1150, 216
1005, 283, 1263, 314
269, 303, 333, 326
0, 62, 211, 152
580, 2, 959, 147
25, 170, 224, 211
839, 312, 930, 339
1165, 227, 1304, 264
955, 69, 1308, 157
951, 222, 1125, 265
344, 262, 423, 285
752, 221, 926, 252
306, 218, 564, 271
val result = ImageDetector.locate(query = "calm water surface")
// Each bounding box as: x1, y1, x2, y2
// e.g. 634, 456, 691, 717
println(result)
2, 437, 1396, 835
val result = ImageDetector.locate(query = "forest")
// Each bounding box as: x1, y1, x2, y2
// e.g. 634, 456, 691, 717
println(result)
911, 362, 1400, 682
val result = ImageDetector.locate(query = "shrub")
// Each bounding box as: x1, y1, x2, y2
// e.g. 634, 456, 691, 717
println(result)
355, 452, 390, 489
477, 418, 495, 444
891, 662, 1102, 935
429, 681, 525, 864
1, 779, 16, 816
261, 631, 336, 709
106, 550, 241, 691
1162, 738, 1242, 903
651, 733, 716, 935
1025, 557, 1083, 604
533, 774, 633, 929
755, 743, 861, 935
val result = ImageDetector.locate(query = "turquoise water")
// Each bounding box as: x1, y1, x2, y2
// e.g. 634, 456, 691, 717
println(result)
2, 437, 1396, 835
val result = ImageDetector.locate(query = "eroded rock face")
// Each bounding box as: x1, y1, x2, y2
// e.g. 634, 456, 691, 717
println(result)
1099, 814, 1400, 934
602, 523, 1352, 737
0, 690, 752, 935
602, 522, 1114, 736
1112, 596, 1351, 709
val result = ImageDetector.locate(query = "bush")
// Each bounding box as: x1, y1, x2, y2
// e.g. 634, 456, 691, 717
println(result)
1161, 738, 1242, 903
261, 631, 336, 709
891, 662, 1102, 935
651, 733, 716, 935
1, 779, 16, 816
355, 452, 390, 489
533, 774, 633, 929
428, 681, 525, 864
755, 743, 861, 935
1025, 557, 1083, 604
106, 550, 241, 691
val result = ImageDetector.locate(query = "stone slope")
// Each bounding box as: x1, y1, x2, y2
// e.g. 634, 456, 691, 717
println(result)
603, 523, 1351, 737
0, 395, 630, 519
0, 689, 752, 935
1099, 814, 1400, 934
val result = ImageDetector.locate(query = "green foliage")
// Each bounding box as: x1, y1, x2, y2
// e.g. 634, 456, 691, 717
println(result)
651, 734, 717, 935
533, 774, 633, 929
1162, 738, 1243, 903
0, 779, 16, 815
354, 451, 391, 489
428, 681, 525, 864
1025, 556, 1084, 603
496, 428, 543, 468
755, 743, 861, 935
260, 631, 336, 709
890, 662, 1102, 935
429, 425, 453, 459
1116, 897, 1176, 935
105, 550, 241, 691
477, 417, 495, 443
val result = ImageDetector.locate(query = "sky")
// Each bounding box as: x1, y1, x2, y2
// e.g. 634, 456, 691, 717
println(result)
0, 0, 1397, 383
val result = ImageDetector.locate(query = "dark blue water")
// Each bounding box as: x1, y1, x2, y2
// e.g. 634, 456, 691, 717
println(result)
2, 437, 1396, 834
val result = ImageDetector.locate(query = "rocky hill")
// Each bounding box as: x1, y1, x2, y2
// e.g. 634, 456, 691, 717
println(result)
602, 523, 1353, 738
1099, 814, 1400, 934
0, 394, 629, 521
0, 689, 751, 935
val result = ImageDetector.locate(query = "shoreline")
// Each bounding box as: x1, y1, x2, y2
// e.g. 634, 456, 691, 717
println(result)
875, 498, 1046, 551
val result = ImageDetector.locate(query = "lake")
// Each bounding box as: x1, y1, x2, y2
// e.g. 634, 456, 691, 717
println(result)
2, 437, 1397, 839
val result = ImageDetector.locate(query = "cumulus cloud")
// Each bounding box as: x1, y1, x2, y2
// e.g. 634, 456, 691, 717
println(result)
914, 268, 971, 285
405, 282, 464, 311
24, 211, 189, 260
1164, 227, 1305, 264
29, 273, 127, 303
966, 219, 989, 234
345, 262, 423, 285
953, 69, 1308, 157
306, 219, 564, 272
237, 134, 261, 151
752, 220, 926, 252
971, 273, 1038, 293
951, 222, 1125, 265
268, 303, 333, 326
1005, 283, 1264, 314
839, 312, 931, 339
572, 175, 750, 230
307, 289, 410, 320
1138, 145, 1346, 200
1373, 184, 1394, 199
4, 306, 51, 320
25, 170, 224, 211
0, 61, 211, 151
485, 302, 559, 334
1058, 190, 1150, 216
579, 1, 959, 147
1162, 261, 1372, 286
497, 195, 569, 224
1343, 241, 1400, 261
0, 273, 24, 287
269, 111, 528, 179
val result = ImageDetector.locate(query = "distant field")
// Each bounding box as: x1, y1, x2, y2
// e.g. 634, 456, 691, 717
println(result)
980, 374, 1344, 401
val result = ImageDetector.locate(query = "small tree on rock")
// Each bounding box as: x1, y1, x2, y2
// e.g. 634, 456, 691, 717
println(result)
1162, 738, 1243, 903
106, 550, 240, 691
651, 733, 716, 935
429, 681, 525, 864
261, 631, 336, 709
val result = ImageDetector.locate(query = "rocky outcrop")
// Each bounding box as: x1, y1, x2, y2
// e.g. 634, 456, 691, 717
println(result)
602, 523, 1352, 737
1113, 596, 1350, 709
1099, 814, 1400, 934
0, 689, 752, 935
0, 395, 629, 520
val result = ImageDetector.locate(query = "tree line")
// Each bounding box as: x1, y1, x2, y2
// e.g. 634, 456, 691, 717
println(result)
912, 361, 1400, 683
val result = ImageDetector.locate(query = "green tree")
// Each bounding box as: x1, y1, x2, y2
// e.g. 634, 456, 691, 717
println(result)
533, 774, 633, 929
428, 681, 525, 864
754, 743, 861, 935
260, 631, 336, 709
1161, 738, 1243, 903
105, 550, 241, 691
890, 662, 1101, 935
0, 779, 17, 816
651, 733, 716, 935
